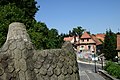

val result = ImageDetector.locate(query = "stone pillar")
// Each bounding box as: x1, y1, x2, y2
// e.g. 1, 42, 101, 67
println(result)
0, 22, 36, 80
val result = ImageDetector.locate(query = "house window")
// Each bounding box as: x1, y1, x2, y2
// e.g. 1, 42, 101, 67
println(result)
82, 39, 84, 42
87, 39, 89, 41
88, 45, 91, 50
80, 50, 82, 52
81, 46, 84, 48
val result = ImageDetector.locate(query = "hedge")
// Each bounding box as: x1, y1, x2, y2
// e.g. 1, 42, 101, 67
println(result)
104, 61, 120, 79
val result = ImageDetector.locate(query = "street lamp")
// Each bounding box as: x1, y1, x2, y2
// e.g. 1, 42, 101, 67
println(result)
101, 57, 103, 70
115, 56, 118, 63
92, 52, 97, 73
94, 53, 97, 73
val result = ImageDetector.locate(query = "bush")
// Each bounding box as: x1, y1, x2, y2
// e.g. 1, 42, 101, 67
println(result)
104, 61, 112, 70
104, 61, 120, 79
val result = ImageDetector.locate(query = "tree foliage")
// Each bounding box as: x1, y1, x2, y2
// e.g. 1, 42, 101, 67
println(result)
103, 29, 117, 60
28, 22, 64, 49
28, 21, 49, 49
47, 29, 64, 49
0, 0, 39, 18
69, 26, 85, 37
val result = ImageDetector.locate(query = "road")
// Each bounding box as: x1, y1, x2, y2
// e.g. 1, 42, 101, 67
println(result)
78, 61, 106, 80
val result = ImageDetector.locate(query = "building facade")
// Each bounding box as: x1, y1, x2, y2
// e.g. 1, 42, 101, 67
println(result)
77, 32, 96, 53
64, 32, 105, 59
116, 34, 120, 58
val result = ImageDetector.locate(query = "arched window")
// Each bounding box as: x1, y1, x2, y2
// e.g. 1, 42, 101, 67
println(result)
88, 45, 91, 50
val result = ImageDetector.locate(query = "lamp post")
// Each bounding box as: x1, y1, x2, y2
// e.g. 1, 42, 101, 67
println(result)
93, 53, 97, 73
92, 52, 97, 73
115, 56, 118, 63
101, 57, 103, 70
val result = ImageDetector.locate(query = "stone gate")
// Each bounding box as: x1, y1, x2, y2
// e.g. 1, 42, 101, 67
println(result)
0, 22, 79, 80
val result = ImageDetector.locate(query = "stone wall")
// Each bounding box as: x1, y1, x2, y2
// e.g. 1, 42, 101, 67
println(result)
0, 22, 79, 80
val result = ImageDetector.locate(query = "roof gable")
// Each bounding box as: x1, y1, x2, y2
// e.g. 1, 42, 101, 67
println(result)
81, 32, 91, 39
91, 35, 102, 45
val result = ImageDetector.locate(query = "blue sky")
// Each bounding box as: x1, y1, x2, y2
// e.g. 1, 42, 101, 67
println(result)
35, 0, 120, 34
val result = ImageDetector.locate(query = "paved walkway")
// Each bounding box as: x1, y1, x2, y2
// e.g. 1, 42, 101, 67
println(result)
79, 70, 105, 80
78, 60, 105, 80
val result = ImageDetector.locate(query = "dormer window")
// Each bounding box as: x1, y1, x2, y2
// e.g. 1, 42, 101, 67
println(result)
87, 39, 89, 41
82, 39, 84, 42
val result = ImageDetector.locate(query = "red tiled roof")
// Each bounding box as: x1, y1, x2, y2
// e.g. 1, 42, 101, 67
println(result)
96, 34, 105, 38
91, 35, 102, 45
64, 36, 79, 42
116, 35, 120, 50
64, 32, 104, 46
95, 34, 105, 41
64, 37, 73, 41
81, 32, 91, 39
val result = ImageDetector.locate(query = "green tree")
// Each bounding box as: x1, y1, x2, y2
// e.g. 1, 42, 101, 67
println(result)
69, 26, 85, 37
103, 29, 117, 60
29, 22, 64, 49
47, 28, 63, 49
28, 21, 49, 49
0, 0, 39, 18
